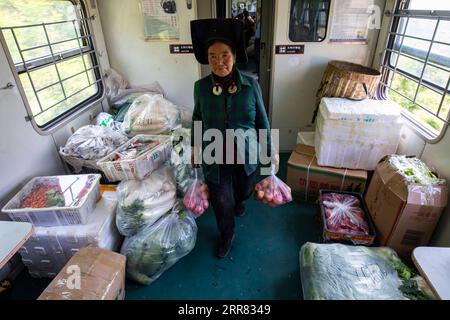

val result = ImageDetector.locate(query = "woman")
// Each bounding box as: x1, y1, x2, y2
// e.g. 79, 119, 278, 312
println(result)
190, 19, 279, 259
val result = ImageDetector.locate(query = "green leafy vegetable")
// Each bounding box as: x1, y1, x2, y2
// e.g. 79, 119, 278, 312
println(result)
299, 242, 433, 300
121, 202, 197, 285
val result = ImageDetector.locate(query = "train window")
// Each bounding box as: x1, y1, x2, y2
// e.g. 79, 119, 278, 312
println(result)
381, 0, 450, 141
289, 0, 330, 42
0, 0, 103, 133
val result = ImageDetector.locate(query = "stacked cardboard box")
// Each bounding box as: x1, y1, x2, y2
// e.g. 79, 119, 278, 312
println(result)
38, 247, 126, 300
287, 144, 367, 202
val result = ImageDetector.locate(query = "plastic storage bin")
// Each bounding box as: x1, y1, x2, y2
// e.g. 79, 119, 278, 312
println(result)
97, 134, 172, 181
19, 191, 122, 278
2, 174, 100, 227
319, 190, 376, 246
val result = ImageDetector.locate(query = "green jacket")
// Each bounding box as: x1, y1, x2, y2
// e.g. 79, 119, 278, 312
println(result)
191, 68, 272, 184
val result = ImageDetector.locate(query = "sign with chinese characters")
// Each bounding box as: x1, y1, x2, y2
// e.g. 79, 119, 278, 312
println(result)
329, 0, 374, 43
141, 0, 179, 41
169, 44, 194, 54
275, 45, 304, 54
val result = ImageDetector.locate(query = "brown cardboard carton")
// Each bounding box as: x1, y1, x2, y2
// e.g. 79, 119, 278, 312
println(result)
286, 144, 367, 202
365, 156, 448, 260
38, 247, 126, 300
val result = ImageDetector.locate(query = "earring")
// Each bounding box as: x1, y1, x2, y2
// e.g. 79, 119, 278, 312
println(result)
212, 83, 222, 95
228, 82, 237, 94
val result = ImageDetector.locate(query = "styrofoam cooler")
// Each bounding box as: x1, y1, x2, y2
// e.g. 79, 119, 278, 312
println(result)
19, 191, 123, 278
315, 98, 402, 170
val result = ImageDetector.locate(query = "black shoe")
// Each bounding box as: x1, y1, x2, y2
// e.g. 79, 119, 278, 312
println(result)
235, 202, 246, 217
216, 234, 235, 259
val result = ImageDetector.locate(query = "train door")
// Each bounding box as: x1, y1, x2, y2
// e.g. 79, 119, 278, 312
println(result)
207, 0, 274, 114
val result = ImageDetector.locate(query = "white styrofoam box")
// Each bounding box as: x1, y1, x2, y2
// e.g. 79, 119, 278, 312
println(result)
19, 191, 123, 278
316, 110, 403, 143
319, 97, 401, 123
97, 134, 172, 182
315, 98, 403, 170
297, 131, 315, 146
2, 174, 100, 227
315, 129, 400, 170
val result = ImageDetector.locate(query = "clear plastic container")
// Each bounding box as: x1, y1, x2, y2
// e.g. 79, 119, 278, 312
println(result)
2, 174, 101, 227
19, 191, 122, 278
96, 134, 172, 181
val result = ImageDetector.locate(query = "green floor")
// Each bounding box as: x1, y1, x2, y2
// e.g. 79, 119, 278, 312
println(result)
5, 153, 321, 300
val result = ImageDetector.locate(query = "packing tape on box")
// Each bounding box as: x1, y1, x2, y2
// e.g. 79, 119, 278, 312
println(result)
340, 169, 348, 191
304, 156, 350, 201
304, 155, 315, 201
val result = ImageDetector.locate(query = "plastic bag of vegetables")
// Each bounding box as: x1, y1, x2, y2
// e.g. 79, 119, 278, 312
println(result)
59, 125, 128, 172
169, 128, 200, 196
254, 166, 292, 207
121, 201, 197, 285
116, 166, 177, 236
122, 94, 181, 136
182, 169, 209, 217
299, 242, 435, 300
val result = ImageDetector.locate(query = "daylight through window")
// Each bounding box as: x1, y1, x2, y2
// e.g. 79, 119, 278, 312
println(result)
0, 0, 103, 131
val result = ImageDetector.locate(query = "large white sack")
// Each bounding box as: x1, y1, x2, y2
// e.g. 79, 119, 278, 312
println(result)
122, 94, 181, 136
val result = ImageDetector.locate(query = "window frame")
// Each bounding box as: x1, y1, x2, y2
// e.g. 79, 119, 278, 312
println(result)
379, 0, 450, 143
288, 0, 331, 43
0, 0, 104, 135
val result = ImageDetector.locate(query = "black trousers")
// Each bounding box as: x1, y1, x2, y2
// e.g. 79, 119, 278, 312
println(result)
205, 165, 258, 239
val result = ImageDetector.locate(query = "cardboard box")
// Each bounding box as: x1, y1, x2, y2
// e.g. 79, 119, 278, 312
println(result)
38, 247, 126, 300
364, 156, 448, 260
286, 144, 368, 202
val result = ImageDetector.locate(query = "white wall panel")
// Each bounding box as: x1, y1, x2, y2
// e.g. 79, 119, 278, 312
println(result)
271, 0, 385, 151
97, 0, 200, 109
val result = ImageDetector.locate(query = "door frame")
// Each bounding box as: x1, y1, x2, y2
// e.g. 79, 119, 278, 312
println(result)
258, 0, 275, 120
200, 0, 275, 121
